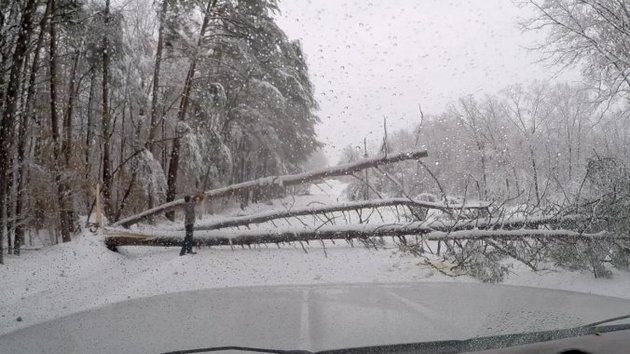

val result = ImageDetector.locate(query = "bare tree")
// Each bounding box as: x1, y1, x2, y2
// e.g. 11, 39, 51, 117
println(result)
502, 83, 553, 205
523, 0, 630, 99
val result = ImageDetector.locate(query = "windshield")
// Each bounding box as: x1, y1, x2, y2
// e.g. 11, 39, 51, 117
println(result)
1, 0, 630, 353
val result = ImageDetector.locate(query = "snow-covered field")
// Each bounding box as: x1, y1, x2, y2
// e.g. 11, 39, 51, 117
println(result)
2, 180, 630, 336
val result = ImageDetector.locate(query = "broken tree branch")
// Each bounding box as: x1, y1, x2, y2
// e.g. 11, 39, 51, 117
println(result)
192, 197, 492, 231
113, 149, 429, 228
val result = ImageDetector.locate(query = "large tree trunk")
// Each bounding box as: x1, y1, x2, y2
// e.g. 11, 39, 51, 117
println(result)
114, 149, 429, 227
63, 51, 80, 167
101, 0, 114, 220
0, 0, 38, 264
48, 0, 73, 243
104, 216, 611, 248
59, 49, 81, 237
165, 0, 216, 221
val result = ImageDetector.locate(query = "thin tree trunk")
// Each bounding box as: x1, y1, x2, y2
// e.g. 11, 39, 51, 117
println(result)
161, 114, 167, 167
0, 0, 38, 264
0, 194, 4, 264
477, 141, 488, 200
6, 170, 12, 254
529, 145, 540, 205
165, 0, 216, 221
146, 0, 168, 154
85, 69, 96, 181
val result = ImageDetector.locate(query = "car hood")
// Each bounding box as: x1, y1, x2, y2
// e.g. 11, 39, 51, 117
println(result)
1, 282, 630, 353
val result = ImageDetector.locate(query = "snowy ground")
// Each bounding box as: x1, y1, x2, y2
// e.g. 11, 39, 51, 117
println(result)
2, 180, 630, 336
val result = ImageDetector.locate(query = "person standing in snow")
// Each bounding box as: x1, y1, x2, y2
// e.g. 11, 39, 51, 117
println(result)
180, 193, 204, 256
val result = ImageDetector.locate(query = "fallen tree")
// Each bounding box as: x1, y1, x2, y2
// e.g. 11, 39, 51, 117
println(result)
113, 149, 429, 228
191, 197, 491, 231
104, 214, 598, 248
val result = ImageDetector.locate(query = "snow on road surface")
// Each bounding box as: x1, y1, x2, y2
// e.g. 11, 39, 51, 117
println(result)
2, 179, 630, 336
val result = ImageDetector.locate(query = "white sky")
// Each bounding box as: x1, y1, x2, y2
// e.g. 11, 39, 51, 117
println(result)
275, 0, 579, 162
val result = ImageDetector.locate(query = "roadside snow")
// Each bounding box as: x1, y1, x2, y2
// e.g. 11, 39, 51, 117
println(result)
1, 179, 630, 336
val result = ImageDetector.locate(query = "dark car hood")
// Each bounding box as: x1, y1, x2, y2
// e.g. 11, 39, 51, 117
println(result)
1, 282, 630, 353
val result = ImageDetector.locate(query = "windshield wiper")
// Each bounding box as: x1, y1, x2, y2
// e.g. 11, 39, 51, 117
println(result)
162, 345, 312, 354
577, 313, 630, 328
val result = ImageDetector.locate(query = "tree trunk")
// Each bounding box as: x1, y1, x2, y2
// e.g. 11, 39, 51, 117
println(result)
59, 49, 81, 236
6, 154, 14, 254
104, 217, 611, 249
0, 0, 38, 264
48, 0, 73, 243
165, 0, 215, 221
477, 140, 488, 200
63, 51, 80, 167
146, 0, 168, 154
101, 0, 114, 220
529, 145, 541, 205
6, 166, 13, 255
85, 69, 96, 181
0, 194, 4, 264
165, 64, 196, 220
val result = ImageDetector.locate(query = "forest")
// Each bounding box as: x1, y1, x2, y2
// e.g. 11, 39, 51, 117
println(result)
0, 0, 320, 260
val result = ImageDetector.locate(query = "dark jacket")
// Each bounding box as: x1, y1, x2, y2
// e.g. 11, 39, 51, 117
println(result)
184, 201, 195, 226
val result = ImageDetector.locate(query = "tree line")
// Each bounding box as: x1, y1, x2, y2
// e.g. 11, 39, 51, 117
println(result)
0, 0, 320, 260
341, 82, 629, 204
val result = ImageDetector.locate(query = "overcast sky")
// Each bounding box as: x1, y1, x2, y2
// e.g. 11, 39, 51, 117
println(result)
274, 0, 579, 163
